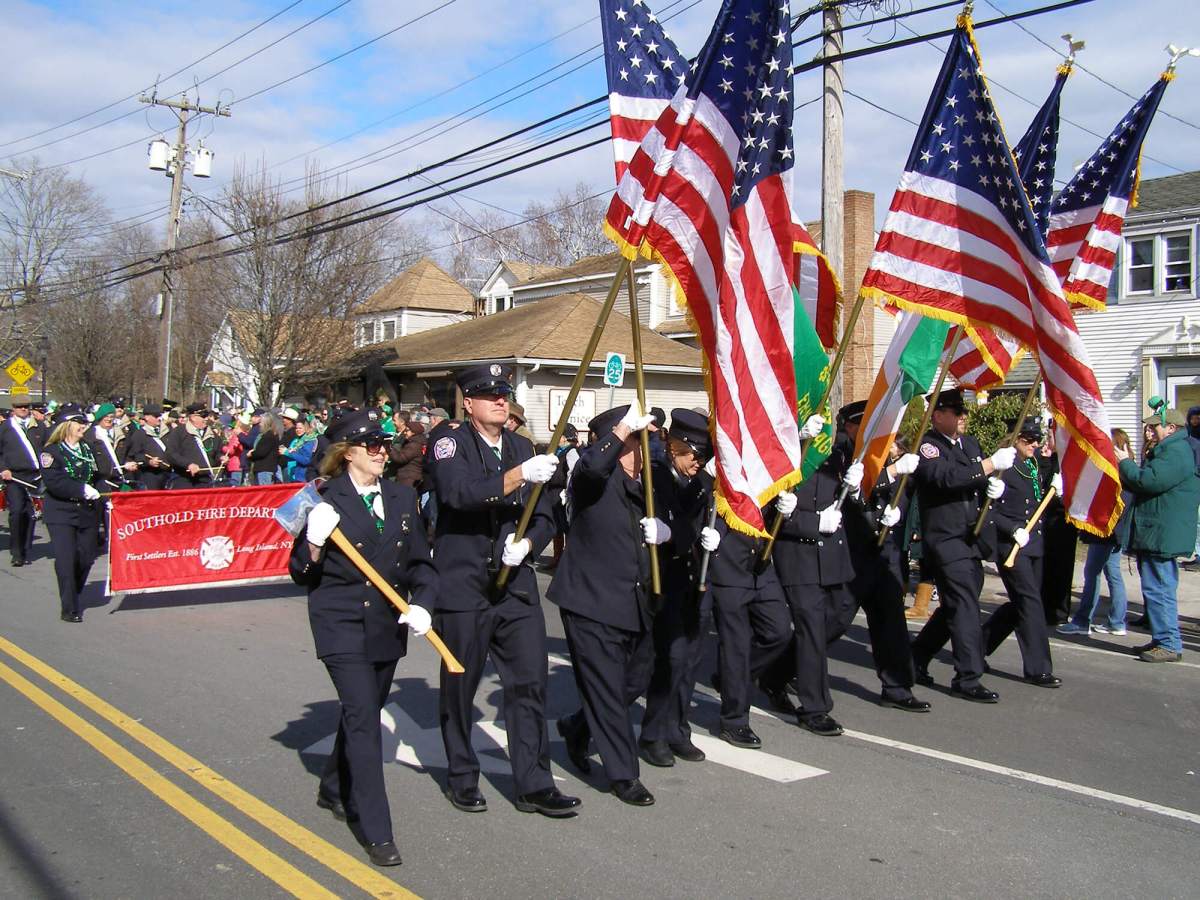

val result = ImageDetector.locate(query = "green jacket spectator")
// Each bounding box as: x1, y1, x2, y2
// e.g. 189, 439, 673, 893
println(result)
1119, 428, 1200, 558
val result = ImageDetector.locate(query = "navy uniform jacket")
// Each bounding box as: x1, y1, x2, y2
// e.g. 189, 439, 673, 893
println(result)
548, 430, 687, 631
26, 420, 48, 453
989, 457, 1053, 560
773, 448, 855, 588
86, 427, 127, 490
651, 457, 705, 599
121, 427, 170, 482
698, 473, 778, 590
912, 429, 995, 566
164, 425, 217, 485
0, 418, 42, 481
843, 439, 908, 563
289, 473, 436, 662
305, 434, 330, 482
431, 423, 553, 612
40, 442, 102, 527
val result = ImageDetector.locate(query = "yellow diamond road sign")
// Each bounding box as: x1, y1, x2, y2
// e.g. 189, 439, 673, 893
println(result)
5, 357, 35, 386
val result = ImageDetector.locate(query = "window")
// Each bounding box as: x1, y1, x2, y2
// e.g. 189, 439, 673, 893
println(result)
359, 320, 376, 346
1124, 230, 1194, 298
1164, 233, 1192, 293
381, 319, 396, 341
1126, 237, 1154, 294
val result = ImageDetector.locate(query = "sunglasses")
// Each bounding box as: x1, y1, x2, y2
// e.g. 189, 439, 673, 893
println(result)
357, 441, 388, 455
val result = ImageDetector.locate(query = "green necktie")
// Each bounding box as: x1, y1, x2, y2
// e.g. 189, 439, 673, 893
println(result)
362, 491, 384, 533
1026, 459, 1042, 502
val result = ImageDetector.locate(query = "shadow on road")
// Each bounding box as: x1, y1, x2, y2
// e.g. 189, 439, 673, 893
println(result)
0, 802, 77, 899
110, 583, 305, 613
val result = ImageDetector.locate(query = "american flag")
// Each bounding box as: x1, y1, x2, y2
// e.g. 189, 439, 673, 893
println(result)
793, 221, 841, 350
1046, 73, 1173, 311
950, 64, 1068, 391
603, 0, 802, 535
859, 16, 1123, 536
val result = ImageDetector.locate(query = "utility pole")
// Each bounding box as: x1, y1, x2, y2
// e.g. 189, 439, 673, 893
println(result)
821, 2, 845, 415
139, 93, 229, 399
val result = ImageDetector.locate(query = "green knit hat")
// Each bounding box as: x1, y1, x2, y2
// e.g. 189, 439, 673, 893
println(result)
95, 402, 116, 420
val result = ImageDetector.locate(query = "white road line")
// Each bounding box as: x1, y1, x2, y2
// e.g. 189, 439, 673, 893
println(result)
1047, 638, 1200, 670
840, 728, 1200, 827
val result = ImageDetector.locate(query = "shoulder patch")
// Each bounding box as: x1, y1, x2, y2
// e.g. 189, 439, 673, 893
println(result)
919, 442, 940, 459
433, 436, 457, 460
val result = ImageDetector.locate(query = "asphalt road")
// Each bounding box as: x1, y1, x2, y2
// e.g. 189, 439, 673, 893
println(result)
1, 534, 1198, 899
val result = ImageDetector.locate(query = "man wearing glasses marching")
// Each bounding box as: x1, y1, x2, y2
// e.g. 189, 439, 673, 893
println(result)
429, 363, 581, 818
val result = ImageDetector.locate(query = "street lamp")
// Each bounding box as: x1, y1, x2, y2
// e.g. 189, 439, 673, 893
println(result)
37, 333, 49, 404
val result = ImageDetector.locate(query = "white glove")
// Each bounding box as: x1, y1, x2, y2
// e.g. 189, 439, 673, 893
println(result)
842, 461, 864, 490
989, 446, 1016, 472
895, 453, 920, 475
502, 534, 531, 567
1012, 527, 1030, 548
520, 453, 559, 484
1051, 473, 1063, 495
799, 413, 825, 440
775, 491, 797, 516
82, 484, 101, 500
880, 505, 901, 528
398, 604, 432, 636
986, 477, 1006, 499
704, 455, 717, 477
305, 501, 341, 548
619, 402, 655, 433
817, 505, 842, 534
640, 516, 672, 545
699, 526, 720, 552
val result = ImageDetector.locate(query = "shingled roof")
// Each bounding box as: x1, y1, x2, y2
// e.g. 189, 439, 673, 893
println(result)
1130, 171, 1200, 216
373, 292, 701, 369
499, 259, 565, 283
359, 257, 473, 314
515, 251, 633, 287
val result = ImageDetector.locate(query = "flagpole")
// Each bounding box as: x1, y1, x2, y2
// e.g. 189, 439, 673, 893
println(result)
875, 324, 965, 546
833, 375, 905, 511
758, 286, 870, 566
972, 372, 1042, 537
493, 256, 632, 592
626, 264, 662, 598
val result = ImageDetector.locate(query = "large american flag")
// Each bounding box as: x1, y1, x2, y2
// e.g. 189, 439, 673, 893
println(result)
859, 16, 1123, 536
1046, 73, 1173, 311
603, 0, 802, 535
950, 64, 1069, 391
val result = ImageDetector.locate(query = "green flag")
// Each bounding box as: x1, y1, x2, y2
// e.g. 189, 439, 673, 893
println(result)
793, 285, 833, 481
897, 316, 952, 402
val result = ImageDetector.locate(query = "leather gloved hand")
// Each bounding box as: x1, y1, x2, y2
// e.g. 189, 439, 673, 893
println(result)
699, 526, 720, 552
520, 454, 559, 484
817, 505, 842, 534
501, 534, 532, 567
640, 517, 672, 545
799, 414, 825, 440
398, 605, 432, 636
989, 446, 1017, 472
894, 453, 920, 475
306, 502, 340, 547
1012, 527, 1030, 548
986, 477, 1006, 499
880, 505, 901, 528
775, 491, 797, 516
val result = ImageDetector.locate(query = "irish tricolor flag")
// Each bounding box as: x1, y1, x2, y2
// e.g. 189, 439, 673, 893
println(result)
853, 311, 952, 491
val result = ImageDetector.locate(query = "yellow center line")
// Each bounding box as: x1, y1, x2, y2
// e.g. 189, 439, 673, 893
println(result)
0, 634, 418, 900
0, 657, 338, 899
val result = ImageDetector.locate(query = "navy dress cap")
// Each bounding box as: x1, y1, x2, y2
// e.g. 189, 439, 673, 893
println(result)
141, 403, 164, 417
931, 388, 966, 412
184, 401, 210, 415
1014, 415, 1044, 440
55, 403, 88, 424
327, 408, 391, 444
456, 363, 514, 397
838, 400, 867, 424
668, 408, 711, 456
589, 405, 630, 437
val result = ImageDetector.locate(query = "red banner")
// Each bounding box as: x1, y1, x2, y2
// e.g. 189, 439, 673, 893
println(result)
107, 484, 303, 594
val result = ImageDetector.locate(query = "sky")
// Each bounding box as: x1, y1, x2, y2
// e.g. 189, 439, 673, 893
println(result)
3, 0, 1198, 253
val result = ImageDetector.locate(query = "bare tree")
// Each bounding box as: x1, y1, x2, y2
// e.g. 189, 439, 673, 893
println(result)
518, 182, 610, 266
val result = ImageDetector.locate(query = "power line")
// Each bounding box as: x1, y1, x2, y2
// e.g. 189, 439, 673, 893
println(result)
0, 0, 308, 151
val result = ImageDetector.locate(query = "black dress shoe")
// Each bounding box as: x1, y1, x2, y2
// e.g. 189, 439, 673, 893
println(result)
60, 612, 82, 623
758, 680, 797, 714
797, 713, 843, 737
951, 684, 1000, 703
365, 841, 402, 867
880, 694, 932, 713
444, 786, 488, 813
668, 739, 705, 762
515, 787, 581, 817
914, 663, 934, 687
637, 739, 675, 767
719, 726, 762, 748
316, 793, 349, 821
610, 779, 655, 806
1027, 673, 1062, 688
556, 717, 591, 774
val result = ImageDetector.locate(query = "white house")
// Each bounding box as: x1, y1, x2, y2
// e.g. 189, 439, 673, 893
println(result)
353, 257, 474, 348
476, 259, 566, 315
1074, 171, 1200, 449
